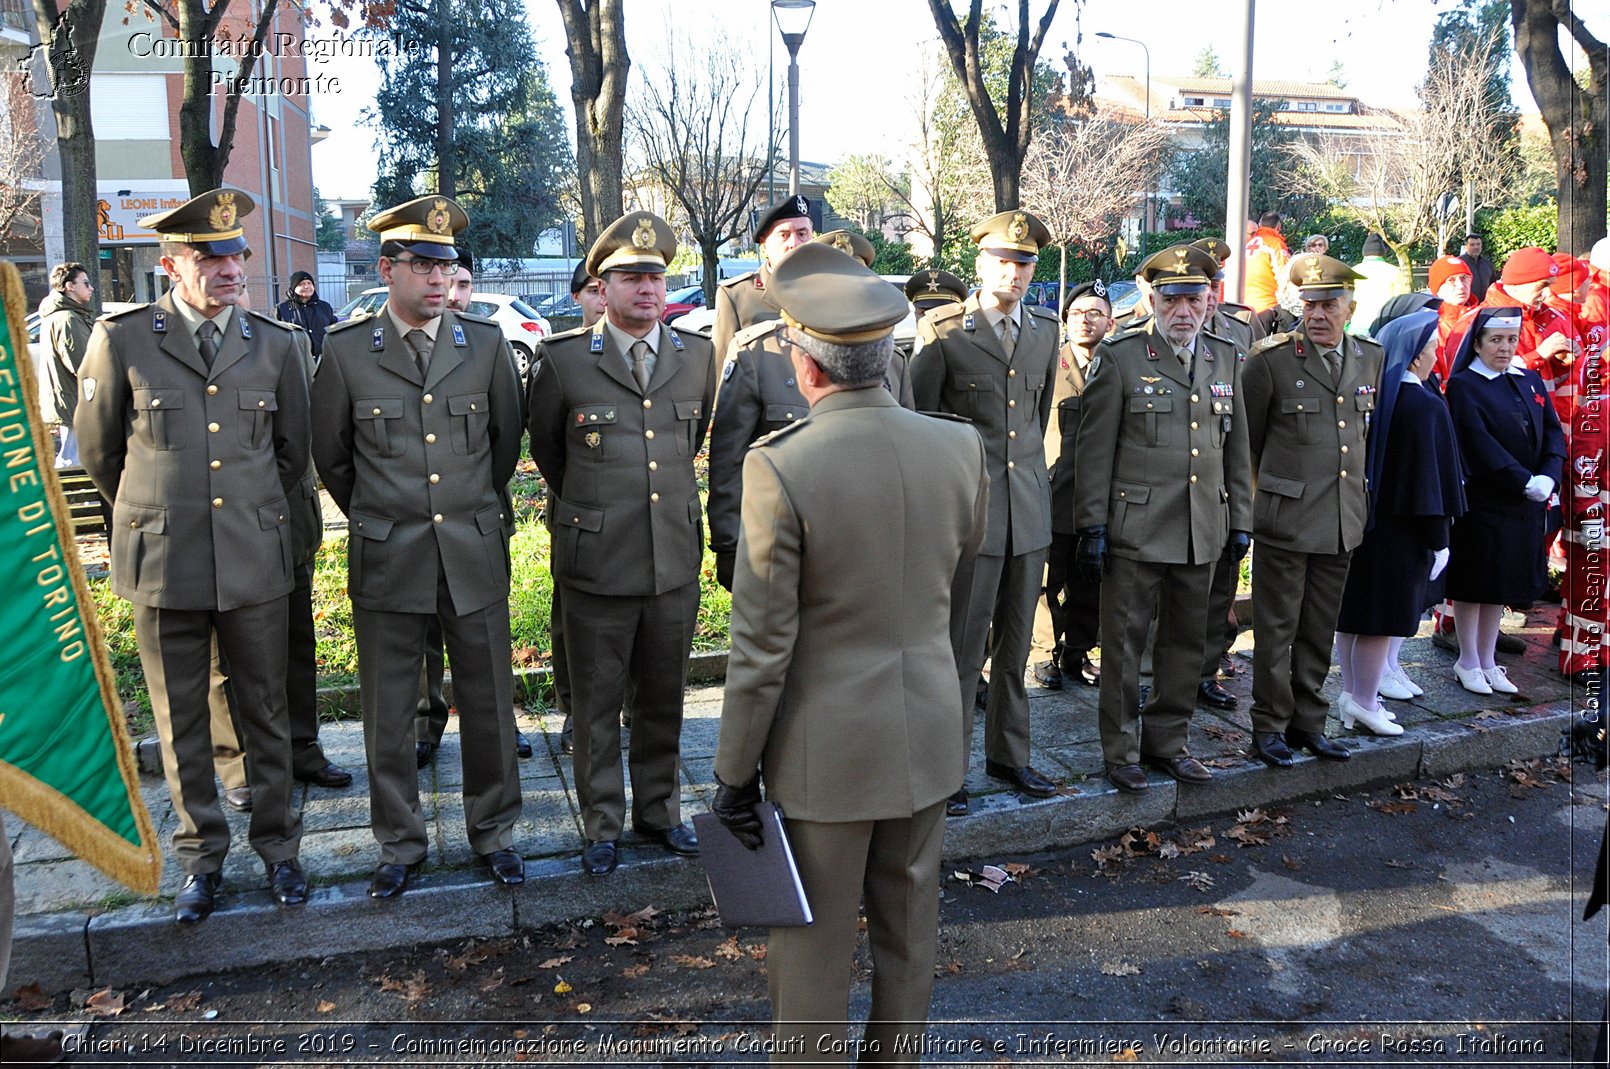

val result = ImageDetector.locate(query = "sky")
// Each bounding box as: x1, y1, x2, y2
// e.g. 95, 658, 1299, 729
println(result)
305, 0, 1597, 203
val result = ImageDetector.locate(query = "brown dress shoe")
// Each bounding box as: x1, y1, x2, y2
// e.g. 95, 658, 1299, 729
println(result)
1141, 753, 1214, 783
0, 1030, 66, 1063
1106, 763, 1150, 793
221, 786, 252, 812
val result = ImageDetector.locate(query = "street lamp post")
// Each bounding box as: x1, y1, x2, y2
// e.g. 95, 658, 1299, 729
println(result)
772, 0, 815, 197
1096, 31, 1151, 259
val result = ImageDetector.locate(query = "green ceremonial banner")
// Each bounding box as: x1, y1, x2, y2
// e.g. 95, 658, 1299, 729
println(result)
0, 261, 161, 894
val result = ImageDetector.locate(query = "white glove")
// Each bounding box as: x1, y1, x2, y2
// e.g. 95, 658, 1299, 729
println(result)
1430, 547, 1450, 581
1523, 475, 1555, 503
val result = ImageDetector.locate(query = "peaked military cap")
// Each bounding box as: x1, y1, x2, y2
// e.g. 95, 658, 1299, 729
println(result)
905, 268, 969, 309
1288, 253, 1365, 301
140, 187, 254, 256
569, 260, 594, 296
814, 229, 875, 267
754, 194, 814, 242
769, 242, 909, 344
1139, 244, 1217, 296
586, 211, 676, 277
970, 209, 1053, 263
1191, 236, 1233, 265
455, 247, 475, 273
369, 195, 468, 260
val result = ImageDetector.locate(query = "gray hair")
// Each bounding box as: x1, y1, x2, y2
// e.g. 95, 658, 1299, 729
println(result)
787, 327, 893, 387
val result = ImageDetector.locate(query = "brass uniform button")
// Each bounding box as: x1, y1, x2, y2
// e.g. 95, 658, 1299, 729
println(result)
1008, 430, 1017, 440
208, 422, 220, 433
1008, 369, 1017, 378
207, 385, 218, 395
648, 461, 658, 471
210, 460, 221, 470
1341, 445, 1349, 454
1190, 448, 1199, 457
1296, 404, 1304, 411
645, 429, 655, 439
643, 398, 652, 409
1340, 470, 1348, 478
433, 513, 444, 523
373, 407, 382, 415
1008, 399, 1017, 409
257, 399, 266, 408
1337, 395, 1344, 404
151, 398, 161, 407
650, 492, 660, 502
423, 393, 434, 404
429, 473, 440, 484
1007, 461, 1015, 470
212, 497, 223, 508
1189, 474, 1197, 484
1338, 420, 1346, 428
1190, 394, 1199, 402
1190, 421, 1198, 430
426, 433, 437, 444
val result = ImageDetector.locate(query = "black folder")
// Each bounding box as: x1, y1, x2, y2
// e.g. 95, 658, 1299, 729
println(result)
693, 802, 814, 928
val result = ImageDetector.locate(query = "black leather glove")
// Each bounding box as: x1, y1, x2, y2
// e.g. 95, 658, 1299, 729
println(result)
715, 550, 736, 592
712, 774, 764, 850
1228, 530, 1251, 562
1075, 526, 1108, 585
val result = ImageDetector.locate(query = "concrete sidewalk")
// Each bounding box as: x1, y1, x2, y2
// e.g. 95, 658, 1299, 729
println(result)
5, 608, 1578, 993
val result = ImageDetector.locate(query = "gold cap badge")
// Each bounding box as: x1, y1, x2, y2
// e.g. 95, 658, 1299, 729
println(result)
208, 193, 237, 231
631, 218, 657, 250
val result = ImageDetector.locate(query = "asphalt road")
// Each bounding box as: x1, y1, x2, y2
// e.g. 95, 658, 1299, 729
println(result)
8, 757, 1606, 1067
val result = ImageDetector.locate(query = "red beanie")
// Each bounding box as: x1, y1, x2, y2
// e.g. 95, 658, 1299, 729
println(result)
1550, 253, 1588, 294
1428, 255, 1472, 293
1501, 246, 1559, 285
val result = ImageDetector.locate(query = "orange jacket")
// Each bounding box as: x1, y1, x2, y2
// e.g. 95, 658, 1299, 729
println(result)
1243, 227, 1289, 312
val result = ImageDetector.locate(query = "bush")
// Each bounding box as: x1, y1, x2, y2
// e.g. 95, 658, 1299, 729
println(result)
1478, 203, 1558, 265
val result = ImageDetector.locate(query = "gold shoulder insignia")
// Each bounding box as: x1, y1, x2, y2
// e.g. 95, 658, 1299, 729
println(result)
101, 302, 147, 321
325, 316, 366, 333
1251, 332, 1291, 355
927, 303, 967, 323
733, 319, 784, 348
752, 418, 810, 449
719, 271, 756, 290
245, 308, 294, 330
453, 310, 499, 327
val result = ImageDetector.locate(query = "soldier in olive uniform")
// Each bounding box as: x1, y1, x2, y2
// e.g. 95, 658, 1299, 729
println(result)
528, 212, 716, 876
1192, 237, 1266, 349
708, 230, 912, 590
711, 241, 988, 1064
313, 196, 526, 898
911, 209, 1062, 814
1033, 280, 1111, 691
1073, 246, 1254, 793
905, 268, 969, 317
1242, 255, 1384, 768
710, 195, 815, 363
76, 188, 312, 922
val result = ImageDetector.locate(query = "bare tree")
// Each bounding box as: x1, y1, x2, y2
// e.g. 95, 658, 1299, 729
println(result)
896, 49, 994, 270
556, 0, 628, 248
30, 0, 105, 275
1511, 0, 1607, 252
1020, 107, 1171, 266
0, 74, 48, 241
1283, 28, 1520, 281
826, 154, 903, 233
629, 38, 775, 304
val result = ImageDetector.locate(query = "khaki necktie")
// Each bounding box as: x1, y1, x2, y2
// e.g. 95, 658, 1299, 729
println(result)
630, 339, 651, 392
1326, 347, 1343, 381
997, 316, 1017, 359
197, 321, 219, 371
405, 329, 430, 379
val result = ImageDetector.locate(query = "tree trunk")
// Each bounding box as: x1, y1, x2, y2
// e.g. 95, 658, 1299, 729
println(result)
32, 0, 105, 288
175, 0, 219, 193
556, 0, 627, 248
1511, 0, 1608, 252
701, 240, 720, 306
434, 0, 454, 197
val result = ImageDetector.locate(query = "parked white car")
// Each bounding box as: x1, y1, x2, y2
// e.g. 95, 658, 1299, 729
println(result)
335, 287, 550, 382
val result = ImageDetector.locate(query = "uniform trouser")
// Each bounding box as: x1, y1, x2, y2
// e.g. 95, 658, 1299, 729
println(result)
1032, 531, 1101, 666
768, 800, 945, 1067
414, 615, 450, 747
210, 563, 328, 787
353, 572, 520, 864
562, 581, 698, 842
952, 547, 1047, 771
1139, 542, 1239, 688
1250, 544, 1353, 735
1099, 556, 1215, 766
550, 584, 572, 715
133, 598, 301, 874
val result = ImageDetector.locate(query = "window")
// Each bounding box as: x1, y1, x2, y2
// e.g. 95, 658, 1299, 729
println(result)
1213, 98, 1230, 107
89, 74, 168, 139
1183, 96, 1205, 106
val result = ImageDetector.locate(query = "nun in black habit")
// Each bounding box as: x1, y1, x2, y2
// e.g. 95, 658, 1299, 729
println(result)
1443, 305, 1568, 695
1335, 309, 1466, 734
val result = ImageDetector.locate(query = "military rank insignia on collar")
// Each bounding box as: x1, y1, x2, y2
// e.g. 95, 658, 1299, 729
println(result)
721, 356, 735, 381
372, 327, 385, 351
590, 328, 605, 353
452, 322, 466, 347
669, 330, 684, 351
963, 313, 975, 331
1355, 384, 1375, 395
152, 310, 167, 333
1210, 383, 1233, 397
239, 315, 252, 339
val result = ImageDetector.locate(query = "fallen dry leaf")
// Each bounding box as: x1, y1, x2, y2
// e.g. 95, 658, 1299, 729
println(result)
1100, 960, 1142, 976
553, 980, 572, 995
576, 1002, 593, 1014
316, 1000, 337, 1013
1366, 800, 1417, 816
1225, 824, 1268, 847
165, 991, 202, 1012
1197, 905, 1240, 917
84, 988, 126, 1017
670, 955, 715, 969
1281, 855, 1303, 871
714, 937, 744, 961
1179, 870, 1215, 892
538, 956, 573, 970
14, 981, 51, 1012
1114, 1047, 1141, 1062
1158, 842, 1182, 860
377, 971, 430, 1004
1226, 929, 1247, 939
622, 963, 650, 979
605, 929, 639, 947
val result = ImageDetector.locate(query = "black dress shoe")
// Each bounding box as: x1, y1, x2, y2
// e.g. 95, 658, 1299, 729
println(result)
1141, 753, 1214, 783
0, 1030, 66, 1063
297, 763, 353, 789
268, 860, 309, 906
515, 731, 533, 759
636, 822, 700, 856
582, 839, 618, 876
1286, 728, 1351, 760
1077, 655, 1101, 686
984, 761, 1058, 798
481, 847, 526, 885
1251, 731, 1294, 768
946, 787, 968, 817
221, 786, 252, 812
175, 872, 221, 923
974, 676, 989, 713
1197, 679, 1238, 710
1106, 762, 1150, 793
415, 740, 437, 770
560, 714, 574, 755
1032, 659, 1064, 689
369, 861, 416, 899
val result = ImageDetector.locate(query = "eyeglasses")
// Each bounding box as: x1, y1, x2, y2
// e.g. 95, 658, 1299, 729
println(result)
393, 257, 455, 276
1069, 308, 1110, 320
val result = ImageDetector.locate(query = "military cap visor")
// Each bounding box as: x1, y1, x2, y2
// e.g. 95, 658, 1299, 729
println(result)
586, 211, 677, 277
814, 229, 875, 268
770, 242, 909, 344
1141, 244, 1217, 295
369, 195, 469, 260
971, 210, 1052, 263
754, 194, 813, 242
140, 187, 255, 256
1290, 253, 1364, 302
